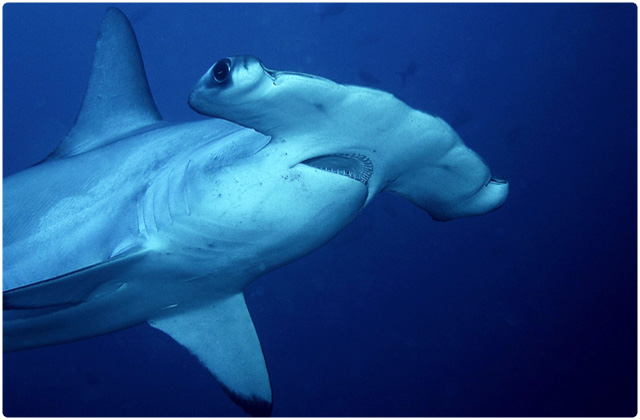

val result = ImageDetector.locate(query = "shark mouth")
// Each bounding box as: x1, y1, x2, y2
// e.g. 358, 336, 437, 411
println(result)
301, 153, 373, 185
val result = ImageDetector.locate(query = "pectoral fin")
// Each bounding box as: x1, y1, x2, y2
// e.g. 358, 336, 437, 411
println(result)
148, 293, 272, 416
4, 251, 146, 311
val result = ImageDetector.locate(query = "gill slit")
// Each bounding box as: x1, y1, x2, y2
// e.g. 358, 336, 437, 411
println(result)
166, 167, 175, 225
184, 160, 192, 216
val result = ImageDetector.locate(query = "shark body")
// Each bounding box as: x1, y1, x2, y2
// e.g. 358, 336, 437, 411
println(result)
3, 8, 508, 416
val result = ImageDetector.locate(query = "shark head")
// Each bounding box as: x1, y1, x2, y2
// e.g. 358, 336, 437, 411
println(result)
189, 55, 508, 221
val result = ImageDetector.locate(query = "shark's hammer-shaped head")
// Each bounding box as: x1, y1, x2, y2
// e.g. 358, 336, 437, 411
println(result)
189, 55, 508, 221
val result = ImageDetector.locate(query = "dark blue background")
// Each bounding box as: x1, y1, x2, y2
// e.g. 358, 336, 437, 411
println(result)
3, 3, 636, 416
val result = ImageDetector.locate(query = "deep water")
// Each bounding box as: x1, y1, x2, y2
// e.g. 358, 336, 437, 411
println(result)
2, 3, 637, 417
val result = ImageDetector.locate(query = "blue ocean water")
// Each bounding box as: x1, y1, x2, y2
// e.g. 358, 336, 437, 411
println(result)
2, 2, 636, 417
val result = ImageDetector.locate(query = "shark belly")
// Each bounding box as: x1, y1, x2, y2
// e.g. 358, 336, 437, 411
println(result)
3, 119, 273, 349
3, 119, 368, 352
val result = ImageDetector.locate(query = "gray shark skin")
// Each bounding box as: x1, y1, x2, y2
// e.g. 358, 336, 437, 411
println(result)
3, 8, 508, 417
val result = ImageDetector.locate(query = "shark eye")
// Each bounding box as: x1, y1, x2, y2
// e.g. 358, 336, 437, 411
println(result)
211, 58, 231, 83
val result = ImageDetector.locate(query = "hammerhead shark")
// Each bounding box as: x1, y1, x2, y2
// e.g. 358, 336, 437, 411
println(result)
3, 8, 508, 416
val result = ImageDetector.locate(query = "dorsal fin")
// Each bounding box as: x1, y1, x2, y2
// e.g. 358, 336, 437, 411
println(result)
48, 8, 162, 160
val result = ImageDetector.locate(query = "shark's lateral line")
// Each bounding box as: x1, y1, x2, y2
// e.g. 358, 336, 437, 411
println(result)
3, 8, 508, 416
